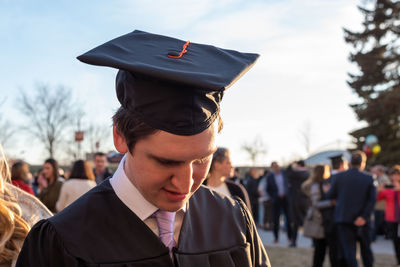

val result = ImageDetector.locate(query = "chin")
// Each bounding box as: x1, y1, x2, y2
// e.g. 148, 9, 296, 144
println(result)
154, 196, 188, 212
159, 202, 186, 212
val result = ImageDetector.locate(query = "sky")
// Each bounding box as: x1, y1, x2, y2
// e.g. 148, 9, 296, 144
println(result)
1, 0, 366, 166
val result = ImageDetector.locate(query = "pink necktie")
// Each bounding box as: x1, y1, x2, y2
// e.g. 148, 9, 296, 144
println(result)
153, 210, 176, 252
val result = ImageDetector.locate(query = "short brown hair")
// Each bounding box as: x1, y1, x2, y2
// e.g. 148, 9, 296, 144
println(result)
94, 152, 106, 158
350, 150, 366, 166
113, 106, 223, 153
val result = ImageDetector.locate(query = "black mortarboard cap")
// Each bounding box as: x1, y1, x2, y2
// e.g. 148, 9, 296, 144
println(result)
77, 30, 259, 135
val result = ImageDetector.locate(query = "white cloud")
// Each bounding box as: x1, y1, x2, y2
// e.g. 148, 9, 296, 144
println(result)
1, 0, 368, 165
185, 0, 365, 165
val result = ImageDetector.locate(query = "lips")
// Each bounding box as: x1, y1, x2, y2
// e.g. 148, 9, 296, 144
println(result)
163, 188, 188, 202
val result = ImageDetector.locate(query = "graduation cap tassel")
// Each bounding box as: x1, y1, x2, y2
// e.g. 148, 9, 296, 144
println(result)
168, 40, 190, 59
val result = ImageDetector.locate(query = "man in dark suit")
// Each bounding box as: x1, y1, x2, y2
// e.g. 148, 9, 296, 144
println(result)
93, 152, 113, 184
266, 161, 293, 245
319, 153, 349, 266
286, 160, 309, 247
327, 151, 376, 267
244, 168, 261, 224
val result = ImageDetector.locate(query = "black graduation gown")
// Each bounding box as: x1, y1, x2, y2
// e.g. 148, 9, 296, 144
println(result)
203, 179, 252, 210
286, 169, 309, 225
16, 180, 270, 267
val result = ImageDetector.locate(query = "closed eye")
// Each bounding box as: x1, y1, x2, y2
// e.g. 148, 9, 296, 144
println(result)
149, 151, 214, 167
153, 157, 183, 166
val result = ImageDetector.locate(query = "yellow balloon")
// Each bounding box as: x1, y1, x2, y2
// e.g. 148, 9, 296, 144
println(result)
372, 144, 381, 155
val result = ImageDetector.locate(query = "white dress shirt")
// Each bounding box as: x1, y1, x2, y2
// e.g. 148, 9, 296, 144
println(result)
274, 172, 285, 196
258, 177, 270, 202
110, 155, 185, 244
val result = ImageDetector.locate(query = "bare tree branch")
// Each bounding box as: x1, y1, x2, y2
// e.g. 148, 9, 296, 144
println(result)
0, 98, 16, 148
298, 120, 312, 156
16, 84, 77, 158
241, 136, 268, 166
0, 118, 15, 148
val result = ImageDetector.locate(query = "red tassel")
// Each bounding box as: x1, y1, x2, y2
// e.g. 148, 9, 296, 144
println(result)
168, 40, 190, 59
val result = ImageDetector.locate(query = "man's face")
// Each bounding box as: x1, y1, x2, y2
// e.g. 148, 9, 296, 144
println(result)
114, 120, 218, 212
249, 168, 259, 178
271, 162, 280, 173
95, 155, 107, 171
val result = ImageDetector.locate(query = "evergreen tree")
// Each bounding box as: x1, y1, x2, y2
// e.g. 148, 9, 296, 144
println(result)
344, 0, 400, 165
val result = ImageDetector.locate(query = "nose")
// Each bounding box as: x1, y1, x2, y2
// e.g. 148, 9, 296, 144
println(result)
171, 163, 194, 194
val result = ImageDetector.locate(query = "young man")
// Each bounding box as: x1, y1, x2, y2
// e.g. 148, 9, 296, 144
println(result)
327, 151, 376, 267
266, 161, 293, 245
93, 152, 113, 184
17, 30, 270, 266
329, 153, 348, 175
286, 160, 309, 247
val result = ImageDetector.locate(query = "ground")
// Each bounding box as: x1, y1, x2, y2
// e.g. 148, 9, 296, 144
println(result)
265, 245, 396, 267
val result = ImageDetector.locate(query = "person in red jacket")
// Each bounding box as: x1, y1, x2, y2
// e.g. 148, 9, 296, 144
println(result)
378, 165, 400, 266
11, 161, 34, 195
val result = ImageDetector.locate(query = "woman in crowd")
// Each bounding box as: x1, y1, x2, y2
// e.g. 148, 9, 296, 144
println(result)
10, 161, 34, 195
56, 160, 96, 212
0, 145, 51, 266
377, 165, 400, 267
37, 158, 63, 213
302, 164, 336, 267
205, 147, 251, 209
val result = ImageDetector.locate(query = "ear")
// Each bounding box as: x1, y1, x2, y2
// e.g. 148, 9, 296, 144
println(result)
113, 125, 128, 154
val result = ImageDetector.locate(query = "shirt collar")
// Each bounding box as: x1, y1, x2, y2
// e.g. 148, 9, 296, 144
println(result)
110, 154, 186, 221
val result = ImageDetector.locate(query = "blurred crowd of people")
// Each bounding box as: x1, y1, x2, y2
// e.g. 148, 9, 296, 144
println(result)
2, 145, 400, 267
0, 150, 116, 265
9, 152, 113, 214
240, 160, 310, 248
232, 151, 400, 267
